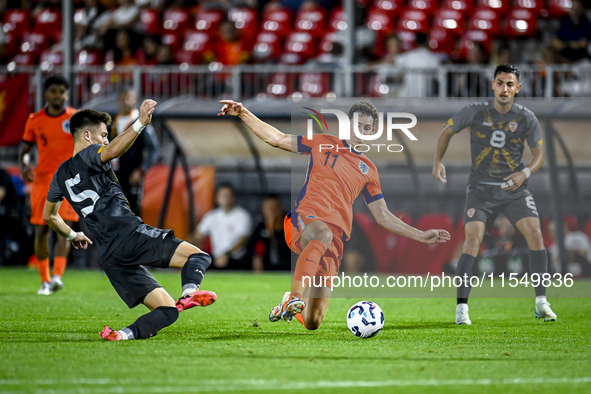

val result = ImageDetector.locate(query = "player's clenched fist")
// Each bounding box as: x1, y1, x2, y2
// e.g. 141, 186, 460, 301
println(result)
218, 100, 244, 117
139, 99, 157, 126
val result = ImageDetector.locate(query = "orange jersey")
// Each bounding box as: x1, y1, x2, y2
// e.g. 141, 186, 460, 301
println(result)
22, 107, 77, 186
294, 134, 383, 239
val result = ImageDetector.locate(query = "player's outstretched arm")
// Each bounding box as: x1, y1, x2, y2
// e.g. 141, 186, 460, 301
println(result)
367, 199, 451, 244
432, 126, 455, 184
218, 100, 296, 153
100, 99, 157, 163
43, 200, 93, 249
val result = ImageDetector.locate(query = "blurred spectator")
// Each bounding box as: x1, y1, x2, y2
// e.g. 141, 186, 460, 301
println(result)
395, 33, 440, 97
457, 43, 490, 97
99, 0, 144, 57
156, 43, 175, 65
110, 89, 159, 215
380, 35, 402, 65
490, 42, 515, 66
193, 183, 252, 269
138, 35, 160, 65
548, 219, 591, 277
247, 195, 291, 271
0, 167, 23, 265
74, 0, 110, 51
552, 0, 591, 62
114, 30, 138, 65
214, 21, 250, 65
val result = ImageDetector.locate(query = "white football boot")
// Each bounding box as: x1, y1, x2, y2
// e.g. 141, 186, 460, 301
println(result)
535, 300, 557, 322
37, 282, 53, 295
455, 303, 472, 325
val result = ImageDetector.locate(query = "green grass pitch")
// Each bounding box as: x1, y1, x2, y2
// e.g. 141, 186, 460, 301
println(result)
1, 268, 590, 394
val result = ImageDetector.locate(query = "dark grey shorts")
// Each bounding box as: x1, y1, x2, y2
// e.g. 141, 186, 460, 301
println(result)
463, 183, 540, 233
102, 224, 183, 308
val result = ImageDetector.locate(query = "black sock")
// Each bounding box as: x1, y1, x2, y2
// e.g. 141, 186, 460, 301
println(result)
456, 253, 476, 304
181, 253, 212, 292
126, 306, 179, 340
529, 249, 548, 297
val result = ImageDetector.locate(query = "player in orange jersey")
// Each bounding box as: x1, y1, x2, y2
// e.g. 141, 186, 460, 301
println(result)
19, 76, 79, 295
219, 100, 451, 330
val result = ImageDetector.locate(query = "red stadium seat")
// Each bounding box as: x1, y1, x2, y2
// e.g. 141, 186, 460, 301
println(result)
433, 8, 466, 36
40, 50, 63, 66
162, 7, 191, 37
294, 6, 327, 37
504, 8, 537, 38
320, 31, 339, 53
182, 30, 213, 63
542, 215, 579, 249
374, 0, 404, 15
2, 32, 18, 59
298, 73, 330, 97
354, 211, 414, 273
194, 9, 224, 34
478, 0, 511, 15
228, 8, 259, 50
32, 8, 61, 42
262, 6, 293, 37
398, 9, 430, 33
408, 0, 440, 16
328, 6, 347, 31
469, 7, 501, 35
429, 27, 457, 54
399, 213, 455, 274
253, 31, 282, 62
366, 7, 396, 34
265, 72, 295, 97
19, 31, 48, 60
2, 9, 30, 38
9, 52, 35, 65
547, 0, 571, 18
441, 0, 474, 17
140, 9, 160, 35
284, 31, 316, 62
76, 49, 102, 66
279, 52, 303, 64
161, 33, 181, 51
457, 29, 492, 60
514, 0, 544, 16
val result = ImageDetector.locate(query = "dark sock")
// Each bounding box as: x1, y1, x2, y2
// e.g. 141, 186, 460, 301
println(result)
456, 253, 477, 304
126, 306, 179, 340
181, 253, 212, 293
529, 249, 548, 297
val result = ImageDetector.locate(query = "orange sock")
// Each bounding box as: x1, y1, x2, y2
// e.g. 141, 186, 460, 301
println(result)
53, 256, 67, 278
292, 240, 327, 298
37, 258, 50, 283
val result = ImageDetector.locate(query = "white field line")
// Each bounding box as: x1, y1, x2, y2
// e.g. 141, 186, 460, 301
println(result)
0, 377, 590, 393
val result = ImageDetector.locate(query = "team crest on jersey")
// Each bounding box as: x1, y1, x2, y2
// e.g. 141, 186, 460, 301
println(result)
467, 208, 475, 218
62, 120, 71, 134
358, 160, 369, 175
508, 121, 518, 133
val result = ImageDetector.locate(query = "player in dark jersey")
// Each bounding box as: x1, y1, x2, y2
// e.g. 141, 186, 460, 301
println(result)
433, 64, 557, 324
43, 100, 217, 341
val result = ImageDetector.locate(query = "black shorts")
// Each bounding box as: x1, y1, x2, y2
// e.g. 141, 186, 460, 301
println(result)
463, 183, 540, 233
102, 224, 183, 308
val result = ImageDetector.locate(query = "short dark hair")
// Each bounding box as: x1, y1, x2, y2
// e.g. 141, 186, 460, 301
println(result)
44, 75, 70, 91
348, 102, 379, 124
216, 182, 236, 196
70, 109, 112, 140
494, 64, 520, 81
415, 32, 428, 47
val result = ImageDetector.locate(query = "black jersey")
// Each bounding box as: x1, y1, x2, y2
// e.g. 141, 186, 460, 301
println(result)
47, 144, 143, 260
448, 100, 543, 184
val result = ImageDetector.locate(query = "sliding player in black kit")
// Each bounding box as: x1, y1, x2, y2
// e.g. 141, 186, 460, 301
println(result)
433, 65, 557, 325
43, 99, 216, 341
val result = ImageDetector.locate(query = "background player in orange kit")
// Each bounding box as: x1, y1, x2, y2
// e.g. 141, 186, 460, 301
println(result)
19, 76, 79, 295
218, 100, 451, 330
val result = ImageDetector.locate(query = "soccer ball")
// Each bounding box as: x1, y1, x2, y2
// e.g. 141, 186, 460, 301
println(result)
346, 301, 384, 338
